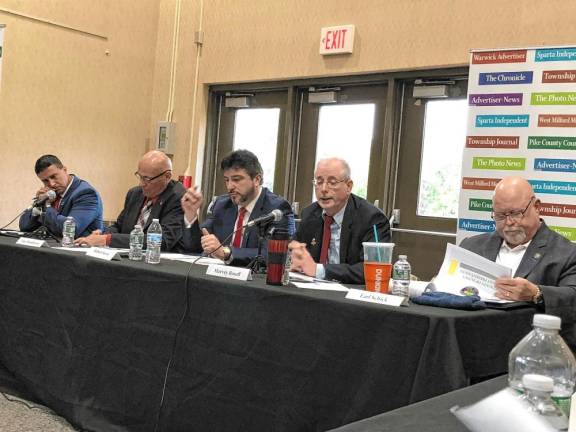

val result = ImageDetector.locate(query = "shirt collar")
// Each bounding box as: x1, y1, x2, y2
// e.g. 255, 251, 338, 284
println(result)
501, 239, 531, 253
60, 175, 75, 199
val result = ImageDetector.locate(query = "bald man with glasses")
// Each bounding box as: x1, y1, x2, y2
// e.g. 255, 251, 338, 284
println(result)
289, 158, 391, 284
460, 176, 576, 351
76, 150, 185, 251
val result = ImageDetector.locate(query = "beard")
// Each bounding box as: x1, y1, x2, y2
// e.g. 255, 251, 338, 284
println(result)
229, 185, 256, 206
502, 227, 527, 247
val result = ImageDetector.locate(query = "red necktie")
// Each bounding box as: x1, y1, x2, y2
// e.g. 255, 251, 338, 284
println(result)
319, 215, 334, 264
232, 207, 248, 248
53, 196, 62, 211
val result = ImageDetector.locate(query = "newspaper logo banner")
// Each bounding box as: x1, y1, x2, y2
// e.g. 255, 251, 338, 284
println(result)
531, 92, 576, 105
469, 198, 493, 212
536, 48, 576, 62
542, 70, 576, 83
472, 157, 525, 171
529, 180, 576, 196
476, 114, 529, 128
549, 226, 576, 241
462, 177, 501, 191
458, 218, 496, 232
469, 93, 523, 106
466, 136, 519, 149
528, 136, 576, 150
540, 202, 576, 219
534, 158, 576, 173
479, 71, 533, 85
538, 114, 576, 127
472, 50, 527, 64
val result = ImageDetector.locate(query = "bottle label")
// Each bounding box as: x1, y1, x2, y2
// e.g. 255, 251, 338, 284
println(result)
552, 395, 571, 417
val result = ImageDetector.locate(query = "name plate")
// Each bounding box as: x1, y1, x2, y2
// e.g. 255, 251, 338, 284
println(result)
206, 264, 251, 281
16, 237, 46, 248
87, 247, 121, 261
345, 288, 405, 307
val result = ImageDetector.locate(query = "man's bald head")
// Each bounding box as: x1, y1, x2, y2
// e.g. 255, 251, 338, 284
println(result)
492, 176, 541, 247
136, 150, 173, 199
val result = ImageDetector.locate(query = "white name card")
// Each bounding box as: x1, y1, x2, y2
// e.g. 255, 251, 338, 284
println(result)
206, 264, 251, 281
345, 288, 405, 307
87, 247, 121, 261
569, 392, 576, 431
16, 237, 46, 248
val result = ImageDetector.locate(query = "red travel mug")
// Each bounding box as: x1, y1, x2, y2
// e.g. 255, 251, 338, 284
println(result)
266, 229, 289, 285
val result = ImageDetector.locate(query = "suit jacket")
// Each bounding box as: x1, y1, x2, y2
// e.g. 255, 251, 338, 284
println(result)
107, 180, 185, 251
295, 194, 391, 284
182, 187, 295, 267
460, 222, 576, 352
19, 175, 103, 238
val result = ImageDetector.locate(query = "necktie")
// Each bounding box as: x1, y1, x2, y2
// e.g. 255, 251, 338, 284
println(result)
138, 200, 153, 227
53, 195, 62, 211
319, 215, 334, 264
232, 207, 248, 248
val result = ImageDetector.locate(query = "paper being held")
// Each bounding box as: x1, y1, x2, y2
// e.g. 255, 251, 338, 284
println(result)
433, 243, 513, 303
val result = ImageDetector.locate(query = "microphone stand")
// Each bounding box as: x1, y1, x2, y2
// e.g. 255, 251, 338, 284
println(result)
29, 207, 60, 243
246, 221, 273, 274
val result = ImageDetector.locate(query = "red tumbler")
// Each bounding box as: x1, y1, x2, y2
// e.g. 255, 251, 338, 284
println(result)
266, 229, 289, 285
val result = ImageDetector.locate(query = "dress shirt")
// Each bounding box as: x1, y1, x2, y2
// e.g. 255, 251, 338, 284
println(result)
496, 240, 531, 277
315, 204, 346, 280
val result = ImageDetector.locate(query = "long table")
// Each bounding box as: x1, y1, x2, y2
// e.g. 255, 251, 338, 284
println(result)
0, 236, 534, 431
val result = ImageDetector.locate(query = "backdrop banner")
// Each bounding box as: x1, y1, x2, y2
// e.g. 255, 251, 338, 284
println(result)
458, 45, 576, 244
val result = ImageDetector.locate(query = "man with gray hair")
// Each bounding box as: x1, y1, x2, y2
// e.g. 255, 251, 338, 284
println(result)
290, 158, 391, 284
460, 176, 576, 350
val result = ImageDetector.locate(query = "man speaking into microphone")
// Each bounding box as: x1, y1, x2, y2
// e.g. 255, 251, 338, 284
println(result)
181, 149, 295, 267
19, 154, 103, 238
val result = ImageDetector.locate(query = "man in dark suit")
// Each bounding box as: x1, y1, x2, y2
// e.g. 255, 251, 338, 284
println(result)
19, 154, 103, 238
460, 176, 576, 350
75, 150, 185, 251
181, 149, 294, 267
290, 158, 391, 284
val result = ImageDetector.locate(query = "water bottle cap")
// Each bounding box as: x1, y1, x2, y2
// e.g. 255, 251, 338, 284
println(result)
522, 374, 554, 392
399, 255, 407, 260
135, 224, 142, 229
152, 218, 159, 222
533, 314, 561, 330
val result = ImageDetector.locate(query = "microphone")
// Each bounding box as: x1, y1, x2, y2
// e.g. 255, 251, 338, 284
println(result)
33, 190, 56, 207
246, 209, 283, 228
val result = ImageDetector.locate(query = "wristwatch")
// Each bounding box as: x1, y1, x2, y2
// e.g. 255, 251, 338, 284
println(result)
532, 286, 544, 304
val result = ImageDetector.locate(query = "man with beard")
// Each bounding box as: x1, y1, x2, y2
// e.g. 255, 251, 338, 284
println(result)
460, 176, 576, 350
181, 149, 294, 267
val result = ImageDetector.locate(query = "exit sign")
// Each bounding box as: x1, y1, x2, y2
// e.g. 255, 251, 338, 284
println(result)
319, 25, 355, 55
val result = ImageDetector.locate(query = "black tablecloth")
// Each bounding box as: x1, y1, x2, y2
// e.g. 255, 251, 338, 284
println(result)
0, 237, 534, 431
329, 375, 508, 432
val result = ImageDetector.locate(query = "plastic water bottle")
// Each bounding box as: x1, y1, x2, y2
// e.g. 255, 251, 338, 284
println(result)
129, 224, 144, 261
145, 219, 162, 264
391, 255, 411, 298
509, 314, 576, 417
519, 374, 569, 430
61, 216, 76, 247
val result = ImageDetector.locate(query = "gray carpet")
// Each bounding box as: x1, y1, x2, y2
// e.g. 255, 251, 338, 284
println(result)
0, 392, 78, 432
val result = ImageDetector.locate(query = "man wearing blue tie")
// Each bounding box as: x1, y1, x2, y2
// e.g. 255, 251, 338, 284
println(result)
181, 149, 295, 267
19, 154, 103, 238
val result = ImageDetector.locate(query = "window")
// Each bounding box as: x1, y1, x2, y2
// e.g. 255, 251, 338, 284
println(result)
233, 108, 281, 191
417, 99, 468, 218
314, 104, 375, 198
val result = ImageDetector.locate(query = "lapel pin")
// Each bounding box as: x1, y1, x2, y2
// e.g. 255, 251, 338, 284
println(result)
311, 238, 317, 246
533, 252, 541, 260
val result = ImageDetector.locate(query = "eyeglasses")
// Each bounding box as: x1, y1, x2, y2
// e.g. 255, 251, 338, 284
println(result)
134, 170, 170, 183
491, 196, 535, 222
312, 177, 348, 188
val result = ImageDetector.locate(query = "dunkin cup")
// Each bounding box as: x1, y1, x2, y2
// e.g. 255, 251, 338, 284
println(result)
266, 229, 290, 285
362, 242, 395, 293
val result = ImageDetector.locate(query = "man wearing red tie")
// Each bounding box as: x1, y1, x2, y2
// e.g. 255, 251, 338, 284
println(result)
181, 150, 294, 267
289, 158, 391, 285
